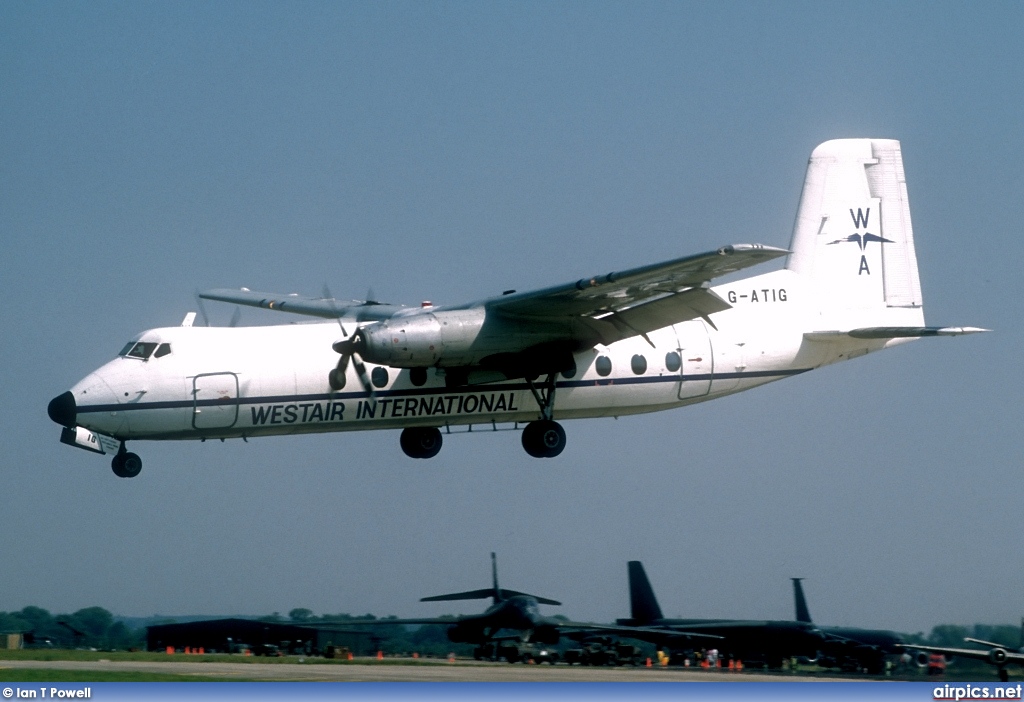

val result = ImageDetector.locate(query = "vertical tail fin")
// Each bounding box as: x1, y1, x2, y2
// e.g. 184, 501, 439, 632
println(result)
491, 552, 501, 604
787, 139, 925, 329
628, 561, 664, 625
791, 578, 812, 623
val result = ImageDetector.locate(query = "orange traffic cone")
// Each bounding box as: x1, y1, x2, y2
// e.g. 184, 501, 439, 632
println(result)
646, 657, 652, 667
166, 646, 174, 655
376, 650, 384, 660
736, 660, 744, 672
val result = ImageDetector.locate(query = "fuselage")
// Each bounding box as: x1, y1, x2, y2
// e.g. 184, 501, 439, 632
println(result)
61, 269, 909, 444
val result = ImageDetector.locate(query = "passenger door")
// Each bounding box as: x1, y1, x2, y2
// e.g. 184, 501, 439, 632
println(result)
675, 320, 714, 400
192, 372, 239, 430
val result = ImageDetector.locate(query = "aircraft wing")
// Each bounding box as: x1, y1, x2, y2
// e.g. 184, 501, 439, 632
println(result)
315, 617, 457, 627
475, 244, 787, 344
199, 288, 404, 321
200, 244, 786, 347
562, 622, 724, 642
899, 643, 1024, 666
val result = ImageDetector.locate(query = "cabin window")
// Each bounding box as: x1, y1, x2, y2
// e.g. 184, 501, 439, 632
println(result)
122, 342, 158, 360
665, 351, 681, 372
595, 355, 612, 377
631, 354, 648, 375
409, 367, 427, 387
154, 343, 172, 358
371, 366, 389, 388
561, 359, 577, 379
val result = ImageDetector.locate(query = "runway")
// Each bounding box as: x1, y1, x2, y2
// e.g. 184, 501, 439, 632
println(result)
0, 659, 853, 682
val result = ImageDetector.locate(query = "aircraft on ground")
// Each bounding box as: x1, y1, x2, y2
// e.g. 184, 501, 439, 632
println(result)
614, 561, 825, 668
48, 139, 987, 476
327, 553, 719, 662
899, 620, 1024, 682
791, 577, 904, 674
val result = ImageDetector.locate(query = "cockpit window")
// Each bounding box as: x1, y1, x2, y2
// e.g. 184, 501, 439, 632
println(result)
121, 342, 158, 359
154, 343, 171, 358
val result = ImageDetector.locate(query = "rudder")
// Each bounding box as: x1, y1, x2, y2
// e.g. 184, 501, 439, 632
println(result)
787, 139, 924, 328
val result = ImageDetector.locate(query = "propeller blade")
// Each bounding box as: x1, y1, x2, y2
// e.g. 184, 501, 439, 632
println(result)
322, 283, 347, 336
352, 352, 376, 405
328, 352, 350, 391
228, 306, 242, 328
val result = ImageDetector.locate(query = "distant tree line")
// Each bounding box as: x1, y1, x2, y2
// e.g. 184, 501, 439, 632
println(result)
0, 606, 144, 650
3, 605, 1020, 659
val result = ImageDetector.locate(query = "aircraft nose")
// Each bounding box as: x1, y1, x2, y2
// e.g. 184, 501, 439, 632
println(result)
48, 391, 77, 428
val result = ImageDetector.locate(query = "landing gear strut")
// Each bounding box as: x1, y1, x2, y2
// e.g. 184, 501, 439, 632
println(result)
111, 443, 142, 478
522, 373, 566, 458
400, 427, 443, 459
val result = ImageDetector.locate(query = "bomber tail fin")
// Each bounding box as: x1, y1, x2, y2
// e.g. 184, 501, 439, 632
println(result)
628, 561, 665, 625
787, 139, 925, 330
792, 578, 812, 624
419, 553, 561, 606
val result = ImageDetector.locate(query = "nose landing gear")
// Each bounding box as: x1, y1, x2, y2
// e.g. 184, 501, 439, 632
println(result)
111, 443, 142, 478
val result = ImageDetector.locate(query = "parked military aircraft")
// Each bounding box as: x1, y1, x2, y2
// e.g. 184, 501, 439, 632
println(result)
48, 139, 987, 476
615, 561, 824, 667
791, 577, 904, 674
325, 553, 718, 661
900, 620, 1024, 682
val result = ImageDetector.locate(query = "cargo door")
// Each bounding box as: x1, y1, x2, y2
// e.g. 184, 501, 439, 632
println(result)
192, 372, 239, 429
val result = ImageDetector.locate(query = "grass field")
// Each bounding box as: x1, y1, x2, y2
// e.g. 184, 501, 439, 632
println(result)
0, 669, 256, 682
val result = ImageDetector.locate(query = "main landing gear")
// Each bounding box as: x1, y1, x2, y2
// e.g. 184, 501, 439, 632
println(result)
111, 443, 142, 478
400, 427, 443, 459
522, 372, 566, 458
521, 419, 566, 458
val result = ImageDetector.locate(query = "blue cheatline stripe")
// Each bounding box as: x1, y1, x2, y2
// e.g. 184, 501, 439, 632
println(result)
74, 368, 811, 415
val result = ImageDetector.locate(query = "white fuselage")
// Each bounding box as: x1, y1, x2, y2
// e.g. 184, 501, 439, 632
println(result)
69, 269, 908, 443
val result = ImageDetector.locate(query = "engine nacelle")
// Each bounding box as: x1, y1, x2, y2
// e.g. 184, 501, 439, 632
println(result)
355, 310, 486, 368
357, 315, 444, 367
989, 648, 1008, 665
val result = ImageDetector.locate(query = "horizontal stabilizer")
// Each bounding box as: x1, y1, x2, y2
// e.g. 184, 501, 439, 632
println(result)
805, 326, 990, 341
420, 589, 560, 606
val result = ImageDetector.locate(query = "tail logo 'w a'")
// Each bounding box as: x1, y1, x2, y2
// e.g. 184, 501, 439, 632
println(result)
825, 208, 894, 274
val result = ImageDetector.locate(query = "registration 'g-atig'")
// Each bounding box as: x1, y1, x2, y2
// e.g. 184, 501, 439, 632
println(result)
48, 139, 987, 477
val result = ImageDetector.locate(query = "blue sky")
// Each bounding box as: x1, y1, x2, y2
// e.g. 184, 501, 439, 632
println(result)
1, 1, 1020, 634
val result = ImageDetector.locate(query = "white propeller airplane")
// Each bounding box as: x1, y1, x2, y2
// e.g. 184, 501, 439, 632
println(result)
48, 139, 987, 477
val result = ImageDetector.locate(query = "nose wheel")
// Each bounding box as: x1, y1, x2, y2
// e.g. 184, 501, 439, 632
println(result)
400, 427, 443, 459
111, 445, 142, 478
521, 420, 566, 458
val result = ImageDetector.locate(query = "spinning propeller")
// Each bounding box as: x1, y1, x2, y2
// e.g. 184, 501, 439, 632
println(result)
322, 285, 376, 403
195, 291, 241, 327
